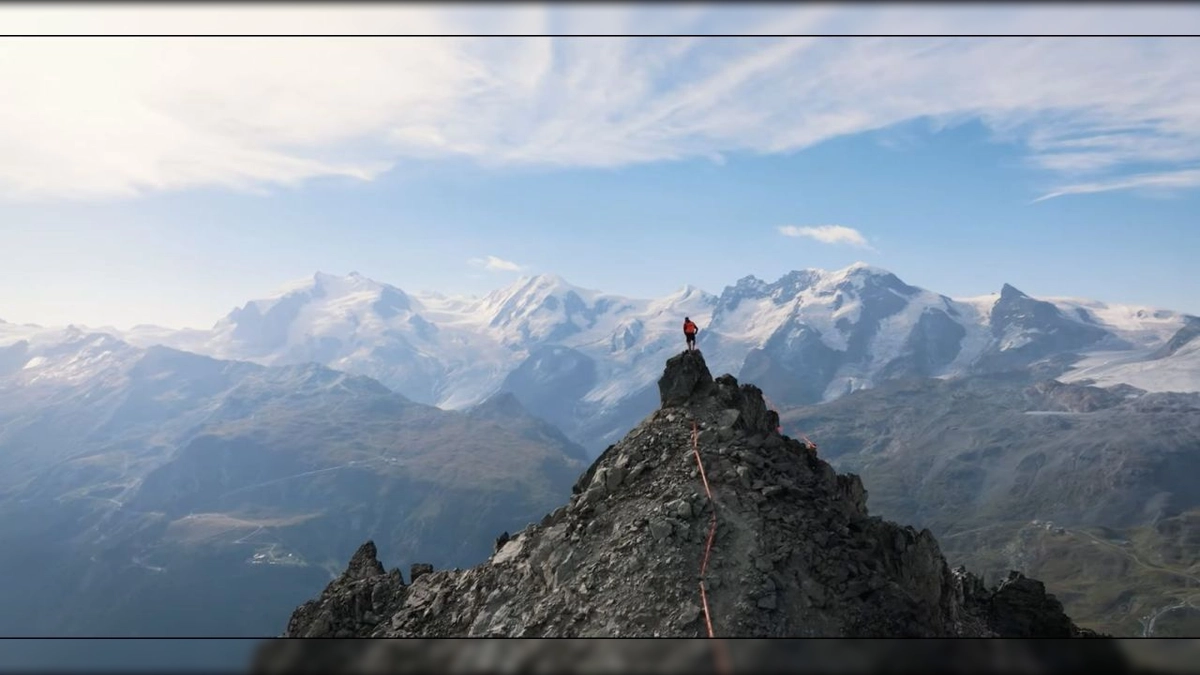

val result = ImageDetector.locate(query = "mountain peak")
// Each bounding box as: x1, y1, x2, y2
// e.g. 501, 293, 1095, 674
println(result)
310, 270, 389, 293
278, 351, 1095, 639
529, 272, 567, 286
999, 283, 1028, 299
509, 273, 573, 293
767, 263, 901, 293
839, 261, 891, 277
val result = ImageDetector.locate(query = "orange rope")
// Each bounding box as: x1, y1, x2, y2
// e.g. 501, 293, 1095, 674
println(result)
691, 421, 718, 637
691, 420, 733, 675
762, 393, 818, 451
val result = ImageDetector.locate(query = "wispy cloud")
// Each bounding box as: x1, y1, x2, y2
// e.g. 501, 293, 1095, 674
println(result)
779, 225, 872, 248
1034, 168, 1200, 202
1, 6, 1199, 201
468, 255, 525, 272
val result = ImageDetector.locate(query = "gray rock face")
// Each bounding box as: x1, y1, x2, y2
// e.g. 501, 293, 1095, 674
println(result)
284, 541, 406, 639
409, 563, 434, 584
986, 571, 1081, 638
657, 350, 715, 407
274, 351, 1098, 641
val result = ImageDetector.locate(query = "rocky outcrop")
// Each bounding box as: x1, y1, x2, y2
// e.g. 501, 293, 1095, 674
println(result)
986, 571, 1083, 638
268, 351, 1102, 643
284, 541, 406, 639
657, 349, 715, 407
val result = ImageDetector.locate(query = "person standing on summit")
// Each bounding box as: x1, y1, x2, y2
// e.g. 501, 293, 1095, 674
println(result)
683, 317, 699, 352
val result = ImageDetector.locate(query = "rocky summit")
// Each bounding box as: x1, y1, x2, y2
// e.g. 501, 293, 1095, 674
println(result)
275, 350, 1099, 639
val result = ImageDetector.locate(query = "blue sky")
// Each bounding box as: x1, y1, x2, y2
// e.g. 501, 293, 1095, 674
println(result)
1, 6, 1199, 328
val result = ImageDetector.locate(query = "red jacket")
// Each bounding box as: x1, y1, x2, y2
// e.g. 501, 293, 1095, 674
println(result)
683, 319, 698, 335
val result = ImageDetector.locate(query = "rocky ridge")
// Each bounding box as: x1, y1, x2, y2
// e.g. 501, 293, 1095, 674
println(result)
276, 350, 1100, 639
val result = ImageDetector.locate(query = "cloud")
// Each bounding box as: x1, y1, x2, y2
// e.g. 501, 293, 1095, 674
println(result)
468, 255, 525, 273
779, 225, 872, 248
1034, 169, 1200, 202
1, 6, 1200, 201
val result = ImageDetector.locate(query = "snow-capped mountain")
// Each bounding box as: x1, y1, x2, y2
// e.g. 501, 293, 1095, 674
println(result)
99, 264, 1198, 453
121, 271, 719, 425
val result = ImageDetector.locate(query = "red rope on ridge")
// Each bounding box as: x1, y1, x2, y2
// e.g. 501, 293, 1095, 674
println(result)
691, 421, 718, 637
683, 390, 818, 670
690, 421, 733, 675
762, 393, 818, 452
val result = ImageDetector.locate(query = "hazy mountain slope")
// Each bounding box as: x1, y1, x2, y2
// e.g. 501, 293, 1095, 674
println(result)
779, 374, 1200, 635
0, 331, 584, 637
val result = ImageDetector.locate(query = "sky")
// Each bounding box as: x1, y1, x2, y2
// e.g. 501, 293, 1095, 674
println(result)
2, 4, 1200, 329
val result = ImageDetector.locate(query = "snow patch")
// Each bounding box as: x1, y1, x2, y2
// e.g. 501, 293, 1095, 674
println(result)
1044, 297, 1186, 349
1060, 339, 1200, 393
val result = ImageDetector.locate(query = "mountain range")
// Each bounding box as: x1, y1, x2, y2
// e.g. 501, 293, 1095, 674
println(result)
1, 263, 1197, 641
48, 263, 1195, 455
0, 329, 584, 636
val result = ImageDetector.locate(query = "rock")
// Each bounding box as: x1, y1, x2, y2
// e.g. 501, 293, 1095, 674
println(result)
837, 474, 868, 515
666, 498, 692, 520
801, 577, 827, 607
606, 465, 626, 492
668, 519, 688, 539
580, 483, 606, 508
410, 563, 433, 583
554, 551, 578, 587
986, 571, 1076, 637
494, 531, 510, 553
756, 594, 777, 610
719, 409, 741, 428
591, 468, 611, 494
343, 541, 388, 581
649, 519, 673, 541
658, 351, 715, 407
628, 462, 647, 482
761, 485, 784, 499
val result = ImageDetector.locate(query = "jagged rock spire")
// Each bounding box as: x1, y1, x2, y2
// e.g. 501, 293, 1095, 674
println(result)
657, 349, 715, 407
344, 540, 387, 581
